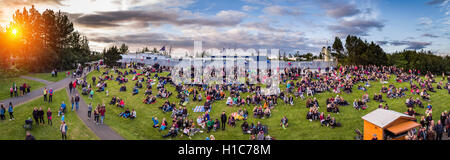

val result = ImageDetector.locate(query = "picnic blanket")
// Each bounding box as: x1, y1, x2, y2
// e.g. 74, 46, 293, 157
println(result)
193, 106, 211, 113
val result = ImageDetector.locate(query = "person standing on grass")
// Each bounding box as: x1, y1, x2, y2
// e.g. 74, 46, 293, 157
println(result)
14, 84, 18, 97
87, 103, 92, 120
71, 96, 75, 111
60, 121, 68, 140
434, 120, 444, 140
38, 107, 45, 124
48, 88, 53, 102
43, 88, 47, 102
69, 81, 73, 93
0, 104, 5, 120
33, 107, 39, 124
8, 102, 14, 121
47, 108, 52, 125
75, 94, 80, 111
220, 111, 227, 131
10, 86, 13, 98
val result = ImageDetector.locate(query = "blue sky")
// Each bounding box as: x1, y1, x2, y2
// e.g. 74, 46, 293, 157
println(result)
0, 0, 449, 55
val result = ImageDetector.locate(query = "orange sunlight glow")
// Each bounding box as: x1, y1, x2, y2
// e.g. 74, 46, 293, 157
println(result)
11, 28, 18, 37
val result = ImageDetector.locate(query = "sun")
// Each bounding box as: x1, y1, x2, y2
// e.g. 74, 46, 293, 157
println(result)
11, 28, 18, 37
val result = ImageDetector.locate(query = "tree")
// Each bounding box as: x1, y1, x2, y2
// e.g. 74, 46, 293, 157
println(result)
103, 45, 122, 67
1, 6, 89, 72
119, 43, 129, 54
332, 37, 345, 62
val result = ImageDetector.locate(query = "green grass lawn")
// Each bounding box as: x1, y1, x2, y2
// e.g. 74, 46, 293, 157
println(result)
27, 70, 72, 82
0, 77, 46, 101
79, 68, 450, 140
0, 89, 99, 140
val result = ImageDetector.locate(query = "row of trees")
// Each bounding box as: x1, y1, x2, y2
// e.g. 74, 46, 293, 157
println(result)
332, 35, 450, 74
0, 6, 95, 73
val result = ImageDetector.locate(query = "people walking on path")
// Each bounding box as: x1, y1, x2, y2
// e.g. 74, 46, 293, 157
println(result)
75, 94, 80, 111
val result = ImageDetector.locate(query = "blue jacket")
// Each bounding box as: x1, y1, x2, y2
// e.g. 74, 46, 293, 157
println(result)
8, 106, 13, 113
0, 108, 5, 114
152, 117, 159, 126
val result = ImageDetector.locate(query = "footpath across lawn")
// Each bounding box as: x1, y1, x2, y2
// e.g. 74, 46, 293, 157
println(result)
0, 89, 99, 140
0, 77, 46, 101
27, 70, 73, 82
79, 68, 450, 140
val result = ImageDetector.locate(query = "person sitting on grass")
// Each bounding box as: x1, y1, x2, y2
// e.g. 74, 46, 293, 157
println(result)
119, 108, 131, 119
160, 118, 167, 131
130, 109, 136, 120
263, 107, 271, 119
197, 116, 205, 129
329, 117, 341, 128
152, 117, 160, 128
213, 119, 220, 132
119, 85, 127, 92
162, 127, 177, 138
109, 96, 117, 105
226, 97, 233, 106
117, 98, 125, 108
241, 121, 250, 134
132, 87, 139, 95
421, 89, 430, 101
144, 88, 152, 96
280, 116, 288, 129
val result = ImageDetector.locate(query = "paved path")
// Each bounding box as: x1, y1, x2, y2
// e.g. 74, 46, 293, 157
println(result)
1, 67, 124, 140
66, 87, 125, 140
1, 75, 74, 106
20, 76, 53, 85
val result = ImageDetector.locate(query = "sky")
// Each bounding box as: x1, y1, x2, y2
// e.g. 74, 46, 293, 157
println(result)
0, 0, 449, 55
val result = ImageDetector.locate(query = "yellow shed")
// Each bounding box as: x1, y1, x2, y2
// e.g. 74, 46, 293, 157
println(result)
361, 108, 420, 140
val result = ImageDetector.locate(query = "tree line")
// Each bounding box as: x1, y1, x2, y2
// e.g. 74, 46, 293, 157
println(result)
332, 35, 450, 74
0, 6, 97, 73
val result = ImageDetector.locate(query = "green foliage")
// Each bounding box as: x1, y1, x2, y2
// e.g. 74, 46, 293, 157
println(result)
103, 45, 123, 67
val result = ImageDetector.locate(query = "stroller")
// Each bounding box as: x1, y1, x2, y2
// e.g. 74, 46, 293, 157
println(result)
23, 118, 33, 131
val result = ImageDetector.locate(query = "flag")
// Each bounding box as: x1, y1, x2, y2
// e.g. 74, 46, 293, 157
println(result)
159, 46, 166, 51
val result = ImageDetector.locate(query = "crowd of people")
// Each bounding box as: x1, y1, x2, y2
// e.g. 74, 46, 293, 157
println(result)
4, 61, 450, 140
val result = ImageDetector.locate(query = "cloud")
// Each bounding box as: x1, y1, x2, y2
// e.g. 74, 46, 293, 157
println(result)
263, 5, 302, 16
376, 41, 389, 45
73, 10, 247, 28
389, 40, 432, 50
328, 19, 384, 36
242, 0, 272, 6
422, 33, 440, 38
317, 0, 363, 19
0, 0, 66, 7
418, 17, 433, 26
242, 5, 258, 12
426, 0, 447, 5
326, 4, 361, 18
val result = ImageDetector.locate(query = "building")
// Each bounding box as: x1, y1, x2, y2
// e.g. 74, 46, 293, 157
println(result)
361, 109, 420, 140
321, 46, 332, 62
